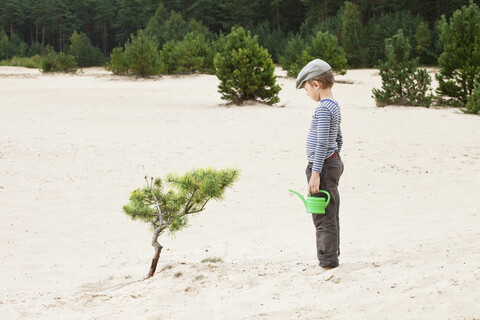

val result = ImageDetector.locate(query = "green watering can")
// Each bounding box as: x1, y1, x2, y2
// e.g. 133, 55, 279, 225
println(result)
289, 189, 330, 214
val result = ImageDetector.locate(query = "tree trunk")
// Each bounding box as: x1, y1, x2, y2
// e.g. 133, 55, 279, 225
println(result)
146, 243, 163, 279
103, 21, 107, 53
42, 20, 45, 49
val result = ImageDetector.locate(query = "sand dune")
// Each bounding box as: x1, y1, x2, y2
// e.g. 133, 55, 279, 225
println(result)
0, 66, 479, 319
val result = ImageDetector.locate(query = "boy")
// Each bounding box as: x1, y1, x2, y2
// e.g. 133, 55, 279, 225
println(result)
296, 59, 344, 269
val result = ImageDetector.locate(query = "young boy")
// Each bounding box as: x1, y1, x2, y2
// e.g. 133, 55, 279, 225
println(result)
296, 59, 344, 269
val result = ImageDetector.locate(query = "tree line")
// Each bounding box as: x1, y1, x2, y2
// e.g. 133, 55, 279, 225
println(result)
0, 0, 479, 66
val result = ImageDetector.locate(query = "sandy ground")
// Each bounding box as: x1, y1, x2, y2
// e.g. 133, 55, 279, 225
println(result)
0, 66, 479, 320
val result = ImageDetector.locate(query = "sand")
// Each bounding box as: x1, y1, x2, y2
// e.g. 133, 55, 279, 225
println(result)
0, 66, 479, 319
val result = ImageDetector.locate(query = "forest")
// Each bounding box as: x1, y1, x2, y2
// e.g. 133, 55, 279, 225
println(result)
1, 0, 479, 69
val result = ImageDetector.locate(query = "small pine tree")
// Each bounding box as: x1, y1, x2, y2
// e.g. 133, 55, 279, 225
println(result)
123, 168, 239, 278
214, 27, 280, 105
124, 30, 162, 77
279, 31, 347, 77
41, 50, 78, 73
415, 22, 431, 60
160, 31, 215, 74
436, 0, 480, 107
372, 29, 433, 107
465, 82, 480, 114
105, 46, 129, 75
308, 31, 347, 75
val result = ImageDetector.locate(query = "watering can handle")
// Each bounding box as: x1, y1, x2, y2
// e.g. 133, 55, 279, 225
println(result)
318, 190, 330, 207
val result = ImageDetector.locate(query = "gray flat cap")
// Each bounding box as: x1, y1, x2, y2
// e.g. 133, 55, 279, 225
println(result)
295, 59, 332, 89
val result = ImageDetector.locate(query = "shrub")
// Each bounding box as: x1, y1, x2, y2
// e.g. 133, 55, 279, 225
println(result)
436, 1, 480, 107
124, 30, 162, 77
309, 31, 347, 75
372, 29, 433, 107
160, 31, 215, 74
279, 31, 347, 77
465, 83, 480, 114
41, 51, 78, 73
214, 27, 281, 105
123, 168, 239, 278
105, 46, 129, 75
0, 55, 42, 68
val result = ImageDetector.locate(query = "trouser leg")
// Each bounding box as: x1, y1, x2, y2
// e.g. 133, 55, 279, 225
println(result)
306, 157, 343, 267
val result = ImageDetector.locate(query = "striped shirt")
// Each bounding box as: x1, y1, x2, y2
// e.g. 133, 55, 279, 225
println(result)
306, 99, 343, 173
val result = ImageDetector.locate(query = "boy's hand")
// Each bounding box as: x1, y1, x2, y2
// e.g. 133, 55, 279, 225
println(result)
308, 172, 320, 195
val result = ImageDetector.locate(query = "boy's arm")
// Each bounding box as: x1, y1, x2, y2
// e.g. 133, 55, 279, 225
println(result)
337, 127, 343, 153
309, 107, 330, 194
312, 107, 330, 173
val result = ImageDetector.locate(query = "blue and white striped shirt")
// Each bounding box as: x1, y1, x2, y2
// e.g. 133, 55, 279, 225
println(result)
306, 99, 343, 173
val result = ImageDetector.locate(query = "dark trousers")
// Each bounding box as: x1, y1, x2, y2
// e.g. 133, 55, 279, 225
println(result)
306, 156, 344, 267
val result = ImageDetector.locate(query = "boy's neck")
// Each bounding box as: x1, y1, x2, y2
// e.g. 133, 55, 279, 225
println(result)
319, 88, 335, 102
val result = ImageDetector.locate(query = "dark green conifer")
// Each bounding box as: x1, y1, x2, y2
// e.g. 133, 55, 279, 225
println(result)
436, 0, 480, 107
372, 29, 434, 107
214, 27, 280, 105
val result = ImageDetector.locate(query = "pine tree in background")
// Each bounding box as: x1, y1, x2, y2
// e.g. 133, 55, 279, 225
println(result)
341, 1, 362, 67
436, 0, 480, 107
41, 50, 78, 73
309, 31, 347, 74
214, 27, 281, 105
124, 30, 161, 77
123, 168, 239, 278
105, 46, 128, 75
278, 34, 309, 77
69, 31, 105, 67
280, 30, 347, 77
465, 82, 480, 114
372, 29, 434, 107
160, 31, 215, 74
414, 21, 432, 63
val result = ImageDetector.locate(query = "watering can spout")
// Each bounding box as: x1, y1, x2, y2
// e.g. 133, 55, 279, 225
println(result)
288, 189, 307, 207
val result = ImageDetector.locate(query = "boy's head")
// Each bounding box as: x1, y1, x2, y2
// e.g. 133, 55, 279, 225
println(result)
295, 59, 334, 90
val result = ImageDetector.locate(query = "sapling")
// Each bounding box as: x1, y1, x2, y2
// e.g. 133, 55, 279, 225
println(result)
123, 168, 239, 278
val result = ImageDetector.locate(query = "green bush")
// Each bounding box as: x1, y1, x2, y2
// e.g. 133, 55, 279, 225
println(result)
160, 31, 215, 74
309, 31, 347, 74
123, 30, 162, 77
465, 83, 480, 114
372, 30, 433, 107
279, 31, 347, 77
214, 27, 281, 105
0, 55, 42, 68
41, 51, 78, 73
436, 1, 480, 107
105, 46, 129, 75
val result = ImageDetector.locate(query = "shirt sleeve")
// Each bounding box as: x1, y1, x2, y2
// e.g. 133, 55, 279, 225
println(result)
313, 107, 330, 173
336, 127, 343, 153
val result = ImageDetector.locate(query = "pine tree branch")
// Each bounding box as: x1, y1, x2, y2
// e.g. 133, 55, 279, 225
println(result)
184, 187, 198, 214
145, 176, 163, 227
